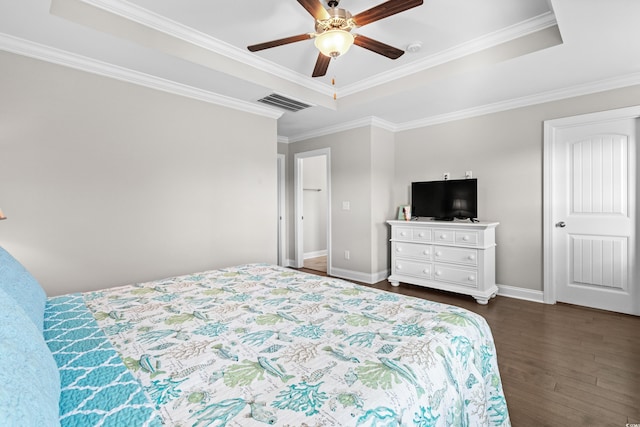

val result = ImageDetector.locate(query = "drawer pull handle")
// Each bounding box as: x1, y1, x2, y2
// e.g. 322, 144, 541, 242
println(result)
462, 235, 470, 241
400, 232, 407, 236
396, 247, 402, 252
418, 232, 425, 237
423, 269, 430, 274
423, 250, 430, 255
436, 251, 442, 257
468, 255, 475, 260
440, 234, 447, 239
468, 275, 475, 281
435, 271, 442, 276
396, 265, 402, 270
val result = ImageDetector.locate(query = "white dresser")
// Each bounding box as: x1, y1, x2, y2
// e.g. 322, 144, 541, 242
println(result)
387, 219, 499, 304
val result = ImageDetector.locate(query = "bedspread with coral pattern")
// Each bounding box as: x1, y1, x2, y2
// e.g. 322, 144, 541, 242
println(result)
84, 264, 510, 426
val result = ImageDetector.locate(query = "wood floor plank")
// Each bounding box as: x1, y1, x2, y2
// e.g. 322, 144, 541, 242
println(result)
596, 375, 640, 400
554, 377, 640, 420
504, 380, 622, 427
593, 352, 640, 373
296, 268, 640, 427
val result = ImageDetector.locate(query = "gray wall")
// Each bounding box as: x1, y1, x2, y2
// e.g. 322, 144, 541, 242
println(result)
370, 127, 395, 276
286, 126, 395, 281
0, 51, 278, 296
394, 85, 640, 291
5, 48, 638, 296
287, 127, 373, 275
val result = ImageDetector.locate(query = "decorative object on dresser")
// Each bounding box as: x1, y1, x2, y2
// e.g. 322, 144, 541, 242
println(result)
388, 219, 499, 304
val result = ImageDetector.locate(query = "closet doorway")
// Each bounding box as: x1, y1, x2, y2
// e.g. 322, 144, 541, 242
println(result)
294, 149, 331, 274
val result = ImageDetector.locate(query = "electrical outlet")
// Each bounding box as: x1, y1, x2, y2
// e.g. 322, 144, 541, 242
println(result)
465, 170, 473, 178
443, 172, 450, 180
344, 250, 350, 260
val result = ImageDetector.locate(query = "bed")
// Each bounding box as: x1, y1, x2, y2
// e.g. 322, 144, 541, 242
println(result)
1, 246, 510, 426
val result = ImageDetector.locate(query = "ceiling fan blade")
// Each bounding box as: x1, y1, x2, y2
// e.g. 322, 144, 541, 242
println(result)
353, 34, 404, 59
352, 0, 423, 27
248, 34, 312, 52
297, 0, 330, 21
312, 52, 331, 77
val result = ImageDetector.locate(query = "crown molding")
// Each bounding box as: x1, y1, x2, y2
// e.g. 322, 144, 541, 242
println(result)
340, 12, 558, 97
287, 116, 397, 143
285, 71, 640, 142
0, 33, 283, 119
4, 26, 638, 142
369, 116, 398, 132
395, 71, 640, 131
80, 0, 332, 97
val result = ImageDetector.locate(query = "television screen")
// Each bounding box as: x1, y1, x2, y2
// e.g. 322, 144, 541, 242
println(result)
411, 179, 477, 220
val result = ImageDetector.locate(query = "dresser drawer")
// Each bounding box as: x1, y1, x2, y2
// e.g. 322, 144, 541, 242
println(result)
455, 231, 479, 246
433, 229, 454, 244
433, 246, 478, 266
433, 264, 478, 288
411, 228, 432, 242
393, 242, 432, 260
394, 226, 432, 242
394, 227, 413, 240
394, 259, 432, 279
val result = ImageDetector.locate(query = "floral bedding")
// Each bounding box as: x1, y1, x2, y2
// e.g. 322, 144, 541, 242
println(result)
83, 264, 510, 426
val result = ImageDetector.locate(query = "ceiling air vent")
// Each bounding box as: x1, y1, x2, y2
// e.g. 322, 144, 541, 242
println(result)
257, 93, 312, 113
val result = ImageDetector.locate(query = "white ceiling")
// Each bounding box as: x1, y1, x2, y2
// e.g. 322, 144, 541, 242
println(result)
1, 0, 639, 141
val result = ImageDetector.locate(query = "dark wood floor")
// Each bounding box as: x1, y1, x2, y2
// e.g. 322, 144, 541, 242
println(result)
303, 255, 327, 273
297, 268, 640, 427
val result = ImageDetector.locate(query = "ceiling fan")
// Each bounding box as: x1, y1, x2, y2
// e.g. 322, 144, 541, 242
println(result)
247, 0, 424, 77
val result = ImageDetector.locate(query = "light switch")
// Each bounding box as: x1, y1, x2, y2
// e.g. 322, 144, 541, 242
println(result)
342, 201, 350, 210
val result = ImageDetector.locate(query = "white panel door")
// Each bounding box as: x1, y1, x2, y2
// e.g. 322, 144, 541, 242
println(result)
552, 118, 637, 315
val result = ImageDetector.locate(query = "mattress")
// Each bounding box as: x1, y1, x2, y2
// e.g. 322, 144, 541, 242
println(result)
73, 264, 510, 426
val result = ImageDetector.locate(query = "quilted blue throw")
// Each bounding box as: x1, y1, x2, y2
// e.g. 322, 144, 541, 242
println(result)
44, 294, 161, 427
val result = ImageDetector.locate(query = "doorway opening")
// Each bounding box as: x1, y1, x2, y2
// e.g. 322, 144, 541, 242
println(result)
294, 149, 331, 274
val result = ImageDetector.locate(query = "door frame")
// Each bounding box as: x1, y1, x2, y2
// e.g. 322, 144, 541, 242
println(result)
294, 148, 331, 272
277, 153, 286, 267
543, 105, 640, 304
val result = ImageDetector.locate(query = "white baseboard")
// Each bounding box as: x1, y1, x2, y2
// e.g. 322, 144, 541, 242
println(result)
292, 262, 544, 304
330, 267, 389, 285
497, 284, 545, 303
303, 250, 327, 260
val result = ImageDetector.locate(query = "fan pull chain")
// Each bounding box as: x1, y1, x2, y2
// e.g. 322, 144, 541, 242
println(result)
332, 77, 336, 100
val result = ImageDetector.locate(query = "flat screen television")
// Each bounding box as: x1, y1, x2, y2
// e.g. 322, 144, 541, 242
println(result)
411, 178, 477, 221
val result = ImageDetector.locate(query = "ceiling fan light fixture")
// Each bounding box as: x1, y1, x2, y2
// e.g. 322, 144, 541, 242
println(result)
314, 29, 354, 58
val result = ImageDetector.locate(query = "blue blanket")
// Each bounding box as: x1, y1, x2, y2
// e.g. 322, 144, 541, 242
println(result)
44, 294, 161, 427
